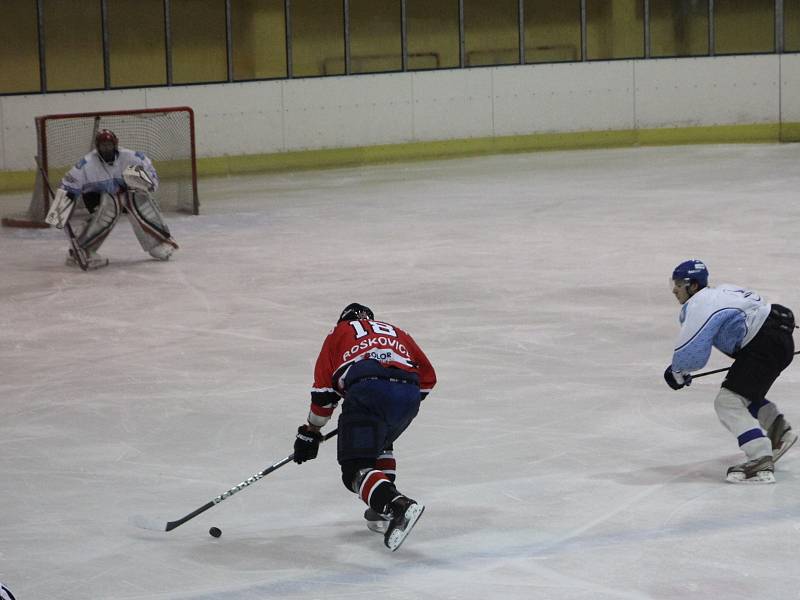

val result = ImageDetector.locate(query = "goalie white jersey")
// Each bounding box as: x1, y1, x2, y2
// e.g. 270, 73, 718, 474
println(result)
60, 148, 159, 198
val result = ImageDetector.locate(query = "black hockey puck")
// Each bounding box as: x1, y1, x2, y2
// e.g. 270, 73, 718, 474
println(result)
209, 526, 222, 538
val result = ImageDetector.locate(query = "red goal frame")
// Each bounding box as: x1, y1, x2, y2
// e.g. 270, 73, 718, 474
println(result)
2, 106, 199, 228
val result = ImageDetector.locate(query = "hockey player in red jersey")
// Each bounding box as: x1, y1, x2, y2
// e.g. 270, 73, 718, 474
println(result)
292, 303, 436, 551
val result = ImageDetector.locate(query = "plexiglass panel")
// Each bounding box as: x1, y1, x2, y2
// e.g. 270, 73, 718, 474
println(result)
464, 0, 519, 67
715, 0, 774, 54
350, 0, 401, 74
4, 0, 800, 97
524, 0, 580, 63
406, 0, 460, 70
587, 0, 644, 60
108, 0, 167, 87
788, 0, 800, 51
171, 0, 227, 84
291, 0, 344, 76
650, 0, 709, 57
232, 0, 286, 80
44, 0, 104, 91
0, 0, 40, 93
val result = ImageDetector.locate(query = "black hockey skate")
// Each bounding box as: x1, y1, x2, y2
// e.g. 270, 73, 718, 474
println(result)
768, 415, 798, 463
383, 496, 424, 551
364, 507, 390, 534
726, 455, 775, 484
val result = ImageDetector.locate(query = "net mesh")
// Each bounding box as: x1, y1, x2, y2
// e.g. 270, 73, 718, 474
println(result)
8, 107, 198, 227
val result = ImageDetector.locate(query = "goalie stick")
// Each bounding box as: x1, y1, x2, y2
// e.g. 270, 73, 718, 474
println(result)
131, 428, 338, 532
692, 348, 800, 380
35, 156, 89, 271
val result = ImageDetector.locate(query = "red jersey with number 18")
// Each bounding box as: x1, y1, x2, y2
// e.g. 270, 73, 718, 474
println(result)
311, 319, 436, 409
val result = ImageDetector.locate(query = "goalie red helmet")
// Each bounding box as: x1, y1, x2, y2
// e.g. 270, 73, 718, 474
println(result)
95, 128, 119, 163
338, 303, 374, 323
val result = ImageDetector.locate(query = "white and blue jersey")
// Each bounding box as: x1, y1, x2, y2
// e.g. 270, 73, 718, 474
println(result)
672, 284, 771, 373
59, 147, 159, 198
0, 582, 16, 600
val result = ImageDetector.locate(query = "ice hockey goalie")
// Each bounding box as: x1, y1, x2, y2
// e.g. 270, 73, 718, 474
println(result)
49, 128, 178, 269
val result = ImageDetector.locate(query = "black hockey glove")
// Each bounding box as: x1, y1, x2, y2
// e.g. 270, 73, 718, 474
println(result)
293, 425, 322, 464
664, 366, 692, 390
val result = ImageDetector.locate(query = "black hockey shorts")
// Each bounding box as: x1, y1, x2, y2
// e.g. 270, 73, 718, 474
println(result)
82, 192, 102, 213
722, 305, 795, 403
337, 378, 421, 464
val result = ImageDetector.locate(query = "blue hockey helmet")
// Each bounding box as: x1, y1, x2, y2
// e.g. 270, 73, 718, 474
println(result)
338, 303, 374, 323
672, 260, 709, 289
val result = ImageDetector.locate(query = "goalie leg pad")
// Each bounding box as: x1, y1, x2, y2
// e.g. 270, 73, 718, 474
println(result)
124, 191, 178, 255
75, 193, 120, 252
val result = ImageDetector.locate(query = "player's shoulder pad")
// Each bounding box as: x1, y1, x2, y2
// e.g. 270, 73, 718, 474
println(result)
134, 151, 146, 160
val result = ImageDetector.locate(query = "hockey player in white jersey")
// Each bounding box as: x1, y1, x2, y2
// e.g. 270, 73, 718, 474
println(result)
664, 260, 797, 483
0, 582, 16, 600
50, 129, 178, 269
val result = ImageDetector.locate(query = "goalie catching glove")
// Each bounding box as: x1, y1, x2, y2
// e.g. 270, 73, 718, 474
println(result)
45, 188, 75, 229
123, 165, 155, 193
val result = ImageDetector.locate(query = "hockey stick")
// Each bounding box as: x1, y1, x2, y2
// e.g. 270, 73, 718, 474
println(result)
692, 349, 800, 380
34, 156, 89, 271
131, 428, 338, 532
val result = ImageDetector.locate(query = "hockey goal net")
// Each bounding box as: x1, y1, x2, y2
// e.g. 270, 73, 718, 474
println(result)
2, 106, 199, 228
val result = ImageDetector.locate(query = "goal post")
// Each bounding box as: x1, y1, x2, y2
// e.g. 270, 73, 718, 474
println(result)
2, 106, 199, 228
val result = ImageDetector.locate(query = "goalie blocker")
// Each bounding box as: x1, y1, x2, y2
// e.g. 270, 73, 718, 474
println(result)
45, 188, 76, 229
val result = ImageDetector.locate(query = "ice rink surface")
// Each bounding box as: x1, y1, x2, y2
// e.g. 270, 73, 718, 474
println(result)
1, 143, 800, 599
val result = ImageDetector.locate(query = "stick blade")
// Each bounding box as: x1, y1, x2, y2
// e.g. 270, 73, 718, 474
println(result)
129, 514, 168, 532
